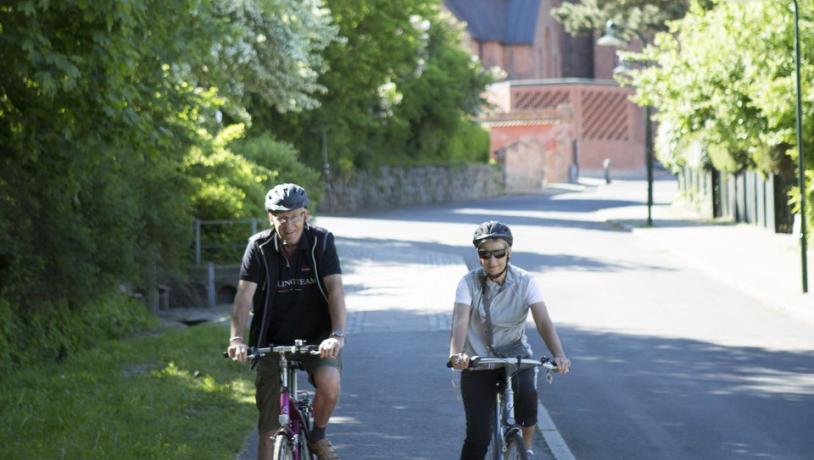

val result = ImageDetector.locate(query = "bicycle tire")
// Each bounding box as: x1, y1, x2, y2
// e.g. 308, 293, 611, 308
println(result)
504, 430, 528, 460
272, 434, 294, 460
298, 428, 313, 460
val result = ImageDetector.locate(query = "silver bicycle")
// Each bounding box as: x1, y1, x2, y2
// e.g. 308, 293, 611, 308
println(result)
452, 356, 557, 460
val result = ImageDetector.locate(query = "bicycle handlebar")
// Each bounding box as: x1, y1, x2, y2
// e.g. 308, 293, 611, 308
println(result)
223, 343, 321, 360
446, 355, 557, 370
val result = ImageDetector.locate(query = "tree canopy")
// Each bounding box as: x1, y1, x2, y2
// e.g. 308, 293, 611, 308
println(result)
551, 0, 699, 38
0, 0, 334, 368
0, 0, 495, 369
255, 0, 493, 173
626, 0, 813, 230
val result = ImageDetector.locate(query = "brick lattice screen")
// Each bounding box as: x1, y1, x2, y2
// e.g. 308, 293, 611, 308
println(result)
581, 90, 630, 141
512, 88, 570, 110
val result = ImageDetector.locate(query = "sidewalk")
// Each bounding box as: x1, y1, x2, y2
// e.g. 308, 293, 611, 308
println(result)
594, 177, 814, 325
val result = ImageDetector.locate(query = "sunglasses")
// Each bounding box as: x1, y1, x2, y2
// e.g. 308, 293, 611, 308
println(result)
477, 249, 508, 260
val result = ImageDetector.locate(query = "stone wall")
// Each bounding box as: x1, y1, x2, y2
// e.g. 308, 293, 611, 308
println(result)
319, 164, 504, 214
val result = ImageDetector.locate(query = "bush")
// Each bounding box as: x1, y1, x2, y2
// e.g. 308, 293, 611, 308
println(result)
446, 118, 491, 164
184, 127, 323, 264
230, 133, 323, 210
0, 293, 156, 375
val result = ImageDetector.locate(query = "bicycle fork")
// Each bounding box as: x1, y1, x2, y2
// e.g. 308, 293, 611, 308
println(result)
496, 373, 523, 457
278, 356, 309, 460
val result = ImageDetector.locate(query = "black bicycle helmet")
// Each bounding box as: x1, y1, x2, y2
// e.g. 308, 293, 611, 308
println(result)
472, 220, 513, 247
265, 183, 309, 211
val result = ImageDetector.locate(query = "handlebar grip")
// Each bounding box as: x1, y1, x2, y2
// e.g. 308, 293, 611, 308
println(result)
540, 356, 558, 370
223, 345, 259, 359
446, 356, 479, 369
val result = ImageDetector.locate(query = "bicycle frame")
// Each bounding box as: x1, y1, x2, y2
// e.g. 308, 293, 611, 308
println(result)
277, 352, 313, 460
491, 365, 525, 458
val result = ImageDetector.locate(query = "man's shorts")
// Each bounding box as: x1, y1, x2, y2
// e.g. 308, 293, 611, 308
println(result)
255, 352, 342, 433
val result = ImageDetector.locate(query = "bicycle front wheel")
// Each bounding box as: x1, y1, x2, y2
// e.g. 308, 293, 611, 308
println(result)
272, 434, 294, 460
505, 430, 528, 460
298, 429, 313, 460
487, 401, 501, 460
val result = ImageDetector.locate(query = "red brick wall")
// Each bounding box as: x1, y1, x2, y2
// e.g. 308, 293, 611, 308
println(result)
509, 82, 644, 174
481, 81, 645, 184
490, 124, 556, 155
479, 41, 504, 72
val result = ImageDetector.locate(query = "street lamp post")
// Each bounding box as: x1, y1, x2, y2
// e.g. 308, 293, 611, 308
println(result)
792, 0, 809, 293
598, 21, 654, 226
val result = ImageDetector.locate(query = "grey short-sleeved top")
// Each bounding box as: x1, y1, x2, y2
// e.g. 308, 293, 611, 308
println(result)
454, 265, 544, 358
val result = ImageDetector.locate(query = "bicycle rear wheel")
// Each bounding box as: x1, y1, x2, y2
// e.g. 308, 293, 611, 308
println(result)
505, 430, 528, 460
272, 434, 294, 460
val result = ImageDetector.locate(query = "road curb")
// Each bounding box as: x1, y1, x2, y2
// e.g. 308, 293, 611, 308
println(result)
537, 399, 576, 460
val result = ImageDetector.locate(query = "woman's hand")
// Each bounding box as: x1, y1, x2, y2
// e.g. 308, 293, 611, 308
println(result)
553, 355, 571, 374
449, 352, 470, 369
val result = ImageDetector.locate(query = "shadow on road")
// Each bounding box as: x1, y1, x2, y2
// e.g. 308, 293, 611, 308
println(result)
535, 326, 814, 460
337, 236, 676, 275
333, 197, 638, 232
238, 311, 814, 459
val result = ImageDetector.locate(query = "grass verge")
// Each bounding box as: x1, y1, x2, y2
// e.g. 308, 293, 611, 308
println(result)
0, 321, 256, 459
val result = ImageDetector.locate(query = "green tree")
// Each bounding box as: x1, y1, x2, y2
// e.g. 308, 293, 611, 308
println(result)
0, 0, 336, 367
552, 0, 699, 37
254, 0, 492, 173
627, 0, 813, 232
199, 0, 339, 119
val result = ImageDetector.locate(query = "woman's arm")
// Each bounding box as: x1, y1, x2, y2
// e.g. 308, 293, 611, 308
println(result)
530, 301, 571, 373
449, 302, 472, 369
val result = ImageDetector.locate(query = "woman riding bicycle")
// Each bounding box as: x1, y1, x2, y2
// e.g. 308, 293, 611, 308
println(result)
449, 221, 571, 459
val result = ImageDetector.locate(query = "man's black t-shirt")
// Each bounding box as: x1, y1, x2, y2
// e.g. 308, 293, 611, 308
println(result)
240, 227, 341, 345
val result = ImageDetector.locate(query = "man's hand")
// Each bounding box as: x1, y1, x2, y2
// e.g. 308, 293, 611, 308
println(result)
319, 336, 344, 359
227, 338, 249, 363
449, 352, 470, 369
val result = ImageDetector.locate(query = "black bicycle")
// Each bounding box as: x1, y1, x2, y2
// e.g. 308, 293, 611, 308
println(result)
450, 356, 557, 460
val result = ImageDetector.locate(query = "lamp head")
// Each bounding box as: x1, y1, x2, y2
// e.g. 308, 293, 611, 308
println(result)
597, 20, 628, 47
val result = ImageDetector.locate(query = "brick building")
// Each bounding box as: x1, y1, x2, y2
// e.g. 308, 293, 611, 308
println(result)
444, 0, 646, 189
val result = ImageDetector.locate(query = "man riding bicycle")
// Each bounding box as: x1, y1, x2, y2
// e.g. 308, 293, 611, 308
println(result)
449, 221, 571, 459
227, 183, 347, 460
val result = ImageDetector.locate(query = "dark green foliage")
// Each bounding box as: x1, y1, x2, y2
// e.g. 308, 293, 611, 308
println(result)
0, 1, 196, 310
0, 294, 157, 376
0, 1, 329, 370
0, 0, 490, 373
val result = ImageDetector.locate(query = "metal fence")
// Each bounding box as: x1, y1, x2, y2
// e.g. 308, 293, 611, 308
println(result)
189, 218, 263, 307
193, 218, 261, 266
679, 166, 794, 233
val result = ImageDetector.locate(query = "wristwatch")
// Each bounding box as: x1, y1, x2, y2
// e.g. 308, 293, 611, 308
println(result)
329, 330, 345, 339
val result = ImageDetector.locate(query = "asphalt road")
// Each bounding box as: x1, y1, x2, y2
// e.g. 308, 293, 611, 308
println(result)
240, 177, 814, 459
